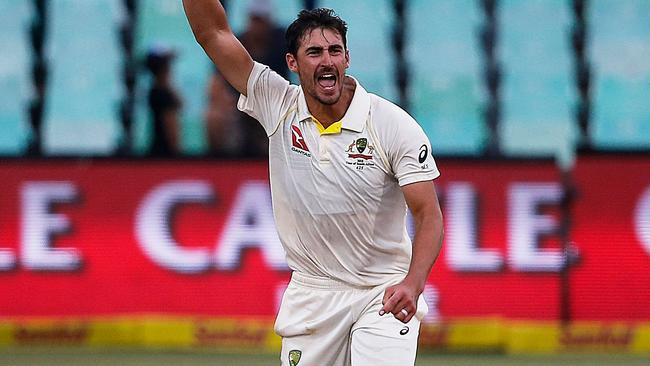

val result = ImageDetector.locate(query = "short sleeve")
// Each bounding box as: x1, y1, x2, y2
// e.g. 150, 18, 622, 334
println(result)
389, 115, 440, 186
237, 62, 293, 136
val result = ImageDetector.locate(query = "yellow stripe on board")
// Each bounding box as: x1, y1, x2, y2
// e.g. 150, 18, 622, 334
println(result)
507, 321, 558, 353
88, 317, 141, 346
0, 322, 12, 346
632, 324, 650, 354
0, 317, 648, 354
446, 317, 504, 350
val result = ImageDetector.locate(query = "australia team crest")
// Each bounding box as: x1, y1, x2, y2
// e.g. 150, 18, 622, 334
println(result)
345, 137, 375, 169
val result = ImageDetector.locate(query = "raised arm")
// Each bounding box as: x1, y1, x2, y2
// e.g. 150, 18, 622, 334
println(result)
183, 0, 254, 95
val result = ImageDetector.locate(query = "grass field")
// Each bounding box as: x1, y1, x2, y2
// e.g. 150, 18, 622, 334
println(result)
1, 348, 648, 366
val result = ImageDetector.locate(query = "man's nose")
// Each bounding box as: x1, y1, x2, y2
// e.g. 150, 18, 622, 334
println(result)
321, 51, 334, 66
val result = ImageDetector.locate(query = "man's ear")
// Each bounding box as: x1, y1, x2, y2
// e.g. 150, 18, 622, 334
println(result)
286, 53, 299, 73
345, 50, 350, 70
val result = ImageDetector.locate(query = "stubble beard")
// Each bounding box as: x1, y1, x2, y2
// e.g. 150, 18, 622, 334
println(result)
315, 92, 340, 106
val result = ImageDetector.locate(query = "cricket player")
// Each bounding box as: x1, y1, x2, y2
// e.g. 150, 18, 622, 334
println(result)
183, 1, 444, 365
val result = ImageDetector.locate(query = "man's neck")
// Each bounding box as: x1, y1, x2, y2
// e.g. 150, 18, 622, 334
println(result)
306, 76, 356, 128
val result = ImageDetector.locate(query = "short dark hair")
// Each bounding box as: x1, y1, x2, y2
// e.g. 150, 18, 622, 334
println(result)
285, 8, 348, 56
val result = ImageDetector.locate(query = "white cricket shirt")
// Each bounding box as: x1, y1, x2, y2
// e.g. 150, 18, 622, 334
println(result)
238, 62, 440, 287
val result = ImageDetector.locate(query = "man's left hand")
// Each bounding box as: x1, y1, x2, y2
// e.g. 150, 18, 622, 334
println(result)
379, 280, 419, 323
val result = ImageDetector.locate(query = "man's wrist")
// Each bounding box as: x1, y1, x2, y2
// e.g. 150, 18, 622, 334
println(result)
402, 274, 426, 294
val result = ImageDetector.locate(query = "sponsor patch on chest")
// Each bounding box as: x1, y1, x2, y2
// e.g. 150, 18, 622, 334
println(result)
290, 125, 311, 157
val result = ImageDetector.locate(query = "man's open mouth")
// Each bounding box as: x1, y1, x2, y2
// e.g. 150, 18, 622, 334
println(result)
317, 73, 337, 89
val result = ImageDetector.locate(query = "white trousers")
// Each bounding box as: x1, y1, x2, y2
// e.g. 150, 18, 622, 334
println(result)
275, 272, 428, 366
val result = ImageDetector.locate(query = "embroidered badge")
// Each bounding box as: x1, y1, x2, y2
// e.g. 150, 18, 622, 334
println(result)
345, 138, 375, 170
288, 349, 302, 366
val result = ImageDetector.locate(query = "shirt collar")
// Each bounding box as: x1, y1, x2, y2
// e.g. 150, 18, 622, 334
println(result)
297, 76, 369, 133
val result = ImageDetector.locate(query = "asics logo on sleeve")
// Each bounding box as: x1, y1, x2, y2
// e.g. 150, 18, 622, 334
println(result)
418, 144, 428, 164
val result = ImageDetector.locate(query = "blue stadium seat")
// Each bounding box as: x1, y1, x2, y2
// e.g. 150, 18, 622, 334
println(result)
407, 0, 486, 155
42, 0, 123, 155
0, 1, 33, 155
499, 0, 578, 164
320, 0, 396, 101
590, 0, 650, 149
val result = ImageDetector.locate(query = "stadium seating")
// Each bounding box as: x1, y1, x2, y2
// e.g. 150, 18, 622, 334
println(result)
499, 0, 578, 165
0, 0, 647, 157
407, 0, 486, 155
590, 0, 650, 149
0, 1, 33, 155
41, 0, 124, 155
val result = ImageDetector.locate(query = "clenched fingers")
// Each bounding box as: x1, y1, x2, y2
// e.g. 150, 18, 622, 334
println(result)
379, 285, 417, 323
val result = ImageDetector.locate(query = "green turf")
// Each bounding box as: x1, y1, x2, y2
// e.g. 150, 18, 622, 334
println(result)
0, 348, 647, 366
